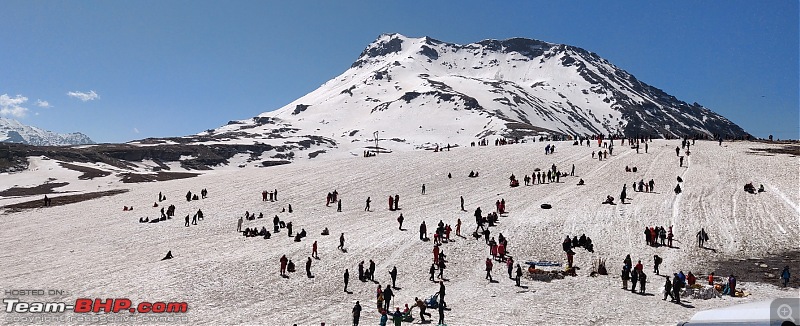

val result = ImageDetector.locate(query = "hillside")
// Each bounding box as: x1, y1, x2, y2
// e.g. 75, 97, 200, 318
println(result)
200, 34, 749, 162
1, 139, 796, 325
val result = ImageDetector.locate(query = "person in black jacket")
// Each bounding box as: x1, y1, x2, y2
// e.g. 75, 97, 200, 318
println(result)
663, 277, 673, 301
369, 260, 376, 281
672, 273, 683, 303
382, 285, 394, 311
515, 264, 523, 286
344, 269, 350, 292
352, 301, 361, 326
389, 266, 398, 288
305, 257, 313, 278
438, 281, 446, 308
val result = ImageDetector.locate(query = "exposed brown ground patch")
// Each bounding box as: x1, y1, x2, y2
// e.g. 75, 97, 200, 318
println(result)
0, 182, 70, 197
1, 189, 129, 214
748, 144, 800, 157
711, 251, 799, 288
58, 162, 112, 179
120, 172, 199, 183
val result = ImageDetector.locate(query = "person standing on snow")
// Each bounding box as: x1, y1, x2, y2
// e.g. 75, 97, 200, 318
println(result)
437, 299, 445, 325
782, 266, 791, 287
516, 264, 523, 286
485, 258, 494, 281
662, 276, 674, 301
422, 184, 426, 195
638, 271, 647, 294
379, 309, 388, 326
344, 269, 350, 292
369, 260, 376, 282
653, 253, 664, 274
620, 184, 627, 204
622, 265, 631, 290
382, 285, 394, 311
279, 255, 288, 276
352, 301, 361, 326
312, 241, 318, 259
389, 266, 398, 288
338, 233, 345, 251
438, 281, 446, 308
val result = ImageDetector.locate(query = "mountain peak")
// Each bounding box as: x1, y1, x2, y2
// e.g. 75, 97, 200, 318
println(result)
210, 34, 748, 161
0, 117, 95, 146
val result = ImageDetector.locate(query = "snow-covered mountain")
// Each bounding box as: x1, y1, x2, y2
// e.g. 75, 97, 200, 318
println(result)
201, 33, 748, 158
0, 117, 95, 146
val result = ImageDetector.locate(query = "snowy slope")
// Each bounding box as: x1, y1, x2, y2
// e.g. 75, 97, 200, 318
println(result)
200, 34, 749, 162
0, 117, 95, 146
1, 139, 796, 325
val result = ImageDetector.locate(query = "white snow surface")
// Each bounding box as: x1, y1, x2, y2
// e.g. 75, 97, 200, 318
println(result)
0, 117, 94, 146
1, 139, 798, 325
198, 34, 743, 164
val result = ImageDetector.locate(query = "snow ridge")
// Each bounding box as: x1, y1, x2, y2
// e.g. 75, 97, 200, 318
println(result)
0, 117, 95, 146
202, 33, 749, 161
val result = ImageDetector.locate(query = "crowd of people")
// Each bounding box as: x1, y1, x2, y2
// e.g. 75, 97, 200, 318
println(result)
137, 134, 787, 325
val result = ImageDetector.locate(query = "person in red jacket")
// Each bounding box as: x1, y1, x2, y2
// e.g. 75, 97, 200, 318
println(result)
312, 241, 318, 259
485, 258, 493, 281
687, 272, 697, 286
433, 245, 440, 264
279, 255, 288, 276
635, 260, 643, 273
708, 272, 715, 285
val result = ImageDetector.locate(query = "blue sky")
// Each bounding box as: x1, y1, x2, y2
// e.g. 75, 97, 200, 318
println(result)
1, 0, 797, 142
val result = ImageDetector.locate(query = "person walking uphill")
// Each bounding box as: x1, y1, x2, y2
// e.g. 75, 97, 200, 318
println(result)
365, 197, 371, 211
338, 233, 345, 251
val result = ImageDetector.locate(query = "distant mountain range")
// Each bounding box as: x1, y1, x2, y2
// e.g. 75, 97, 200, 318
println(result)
0, 117, 95, 146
